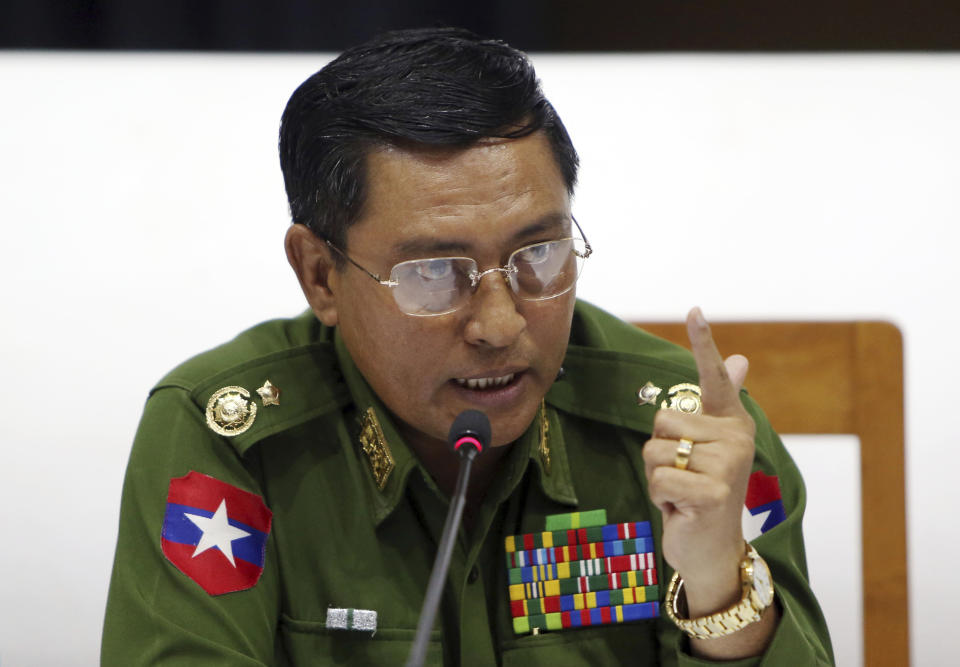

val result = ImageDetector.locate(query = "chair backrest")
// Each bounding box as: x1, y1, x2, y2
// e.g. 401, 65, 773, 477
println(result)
636, 321, 908, 667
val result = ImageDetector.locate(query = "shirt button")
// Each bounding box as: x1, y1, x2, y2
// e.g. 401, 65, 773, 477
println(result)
467, 566, 479, 584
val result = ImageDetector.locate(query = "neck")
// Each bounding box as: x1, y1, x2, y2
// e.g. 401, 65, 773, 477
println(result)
402, 426, 511, 522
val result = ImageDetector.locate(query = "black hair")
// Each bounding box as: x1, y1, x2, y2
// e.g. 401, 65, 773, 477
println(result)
278, 26, 579, 254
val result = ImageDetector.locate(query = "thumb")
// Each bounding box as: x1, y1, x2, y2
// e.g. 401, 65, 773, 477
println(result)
724, 354, 749, 391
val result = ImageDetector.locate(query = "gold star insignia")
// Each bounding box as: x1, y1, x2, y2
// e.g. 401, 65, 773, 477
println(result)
256, 379, 281, 406
637, 381, 662, 406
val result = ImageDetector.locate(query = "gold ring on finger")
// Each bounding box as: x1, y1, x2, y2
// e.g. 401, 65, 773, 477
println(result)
675, 438, 694, 470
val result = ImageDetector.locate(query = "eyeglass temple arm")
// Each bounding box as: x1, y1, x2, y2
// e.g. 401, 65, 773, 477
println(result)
572, 216, 593, 258
325, 240, 399, 287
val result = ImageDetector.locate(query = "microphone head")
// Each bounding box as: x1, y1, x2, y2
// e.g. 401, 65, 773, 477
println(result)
447, 410, 491, 456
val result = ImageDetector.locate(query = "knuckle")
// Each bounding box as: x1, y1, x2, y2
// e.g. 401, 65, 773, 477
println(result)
721, 418, 756, 451
730, 408, 756, 430
731, 431, 755, 451
706, 481, 731, 505
641, 438, 661, 465
652, 409, 672, 434
649, 465, 672, 488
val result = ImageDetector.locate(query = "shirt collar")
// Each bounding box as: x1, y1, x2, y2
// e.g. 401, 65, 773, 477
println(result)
334, 328, 420, 526
333, 328, 579, 527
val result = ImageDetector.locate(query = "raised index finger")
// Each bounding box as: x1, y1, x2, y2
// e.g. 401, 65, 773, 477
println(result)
686, 306, 744, 417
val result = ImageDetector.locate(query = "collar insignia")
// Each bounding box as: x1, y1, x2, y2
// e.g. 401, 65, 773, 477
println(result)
358, 407, 395, 490
538, 399, 552, 475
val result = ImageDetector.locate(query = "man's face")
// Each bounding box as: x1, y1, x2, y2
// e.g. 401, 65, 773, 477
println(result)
327, 132, 575, 450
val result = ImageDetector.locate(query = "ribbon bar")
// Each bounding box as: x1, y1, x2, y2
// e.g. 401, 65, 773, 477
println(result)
509, 552, 656, 584
507, 536, 655, 568
505, 521, 653, 553
512, 601, 660, 635
510, 584, 660, 618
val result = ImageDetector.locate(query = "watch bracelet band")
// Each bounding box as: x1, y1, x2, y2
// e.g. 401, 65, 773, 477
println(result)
664, 572, 763, 640
663, 543, 770, 640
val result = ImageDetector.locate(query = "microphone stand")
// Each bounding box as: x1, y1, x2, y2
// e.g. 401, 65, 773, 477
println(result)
405, 445, 478, 667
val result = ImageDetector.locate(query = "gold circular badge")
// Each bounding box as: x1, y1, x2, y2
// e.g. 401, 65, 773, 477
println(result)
661, 383, 703, 416
205, 386, 257, 437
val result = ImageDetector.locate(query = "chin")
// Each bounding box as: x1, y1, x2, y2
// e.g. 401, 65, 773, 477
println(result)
489, 406, 541, 448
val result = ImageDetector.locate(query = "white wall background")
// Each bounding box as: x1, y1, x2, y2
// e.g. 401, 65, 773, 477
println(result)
1, 52, 955, 666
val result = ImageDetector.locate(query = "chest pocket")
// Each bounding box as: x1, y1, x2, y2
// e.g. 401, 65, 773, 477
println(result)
499, 621, 660, 666
278, 615, 443, 666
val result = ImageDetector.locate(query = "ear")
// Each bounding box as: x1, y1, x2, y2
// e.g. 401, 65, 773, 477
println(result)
285, 223, 340, 326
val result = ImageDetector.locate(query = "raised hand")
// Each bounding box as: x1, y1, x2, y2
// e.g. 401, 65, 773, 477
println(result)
642, 307, 756, 618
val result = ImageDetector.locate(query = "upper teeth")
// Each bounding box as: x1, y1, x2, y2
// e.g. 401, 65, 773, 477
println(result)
456, 373, 515, 390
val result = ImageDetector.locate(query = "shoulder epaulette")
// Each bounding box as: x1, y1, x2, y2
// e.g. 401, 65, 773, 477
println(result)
549, 301, 702, 434
149, 311, 350, 454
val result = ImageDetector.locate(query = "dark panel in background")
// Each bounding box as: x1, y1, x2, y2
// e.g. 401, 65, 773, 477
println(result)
2, 0, 959, 51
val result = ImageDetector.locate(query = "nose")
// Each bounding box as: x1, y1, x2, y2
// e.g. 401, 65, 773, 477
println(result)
463, 270, 526, 348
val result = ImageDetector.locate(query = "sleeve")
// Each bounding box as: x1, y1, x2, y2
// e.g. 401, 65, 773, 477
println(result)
101, 387, 281, 666
670, 400, 836, 667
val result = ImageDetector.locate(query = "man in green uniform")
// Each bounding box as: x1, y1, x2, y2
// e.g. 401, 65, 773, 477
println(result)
102, 27, 833, 665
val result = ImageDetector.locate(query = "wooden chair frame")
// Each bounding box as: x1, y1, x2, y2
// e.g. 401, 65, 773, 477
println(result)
636, 321, 908, 666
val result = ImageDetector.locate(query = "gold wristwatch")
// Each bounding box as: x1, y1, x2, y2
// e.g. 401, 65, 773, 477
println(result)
664, 543, 775, 639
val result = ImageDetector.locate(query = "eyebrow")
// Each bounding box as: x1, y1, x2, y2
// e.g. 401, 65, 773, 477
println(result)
390, 213, 571, 258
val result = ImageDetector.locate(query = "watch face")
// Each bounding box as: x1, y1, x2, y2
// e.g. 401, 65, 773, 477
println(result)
752, 557, 774, 607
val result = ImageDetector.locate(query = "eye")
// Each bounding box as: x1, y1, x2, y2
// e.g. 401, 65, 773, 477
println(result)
415, 259, 454, 281
515, 242, 553, 265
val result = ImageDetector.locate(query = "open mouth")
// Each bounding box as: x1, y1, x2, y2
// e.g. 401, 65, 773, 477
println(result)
454, 372, 517, 390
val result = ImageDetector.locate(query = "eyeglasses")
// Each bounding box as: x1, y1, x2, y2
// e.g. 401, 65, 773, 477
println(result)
326, 218, 592, 316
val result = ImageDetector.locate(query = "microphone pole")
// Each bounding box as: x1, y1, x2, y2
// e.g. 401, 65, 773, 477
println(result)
406, 410, 490, 667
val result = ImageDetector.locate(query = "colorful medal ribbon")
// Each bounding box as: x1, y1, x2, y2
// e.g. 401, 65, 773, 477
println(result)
506, 510, 660, 634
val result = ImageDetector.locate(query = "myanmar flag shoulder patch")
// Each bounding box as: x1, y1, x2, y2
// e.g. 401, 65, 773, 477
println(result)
741, 469, 787, 542
161, 471, 273, 595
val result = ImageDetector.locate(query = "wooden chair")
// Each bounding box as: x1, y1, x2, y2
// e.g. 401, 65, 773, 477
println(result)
636, 321, 908, 667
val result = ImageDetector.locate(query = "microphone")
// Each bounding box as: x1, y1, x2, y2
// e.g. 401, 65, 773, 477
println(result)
406, 410, 491, 667
448, 409, 490, 459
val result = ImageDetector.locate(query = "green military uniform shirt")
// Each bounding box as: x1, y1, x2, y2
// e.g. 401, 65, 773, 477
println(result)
102, 300, 833, 665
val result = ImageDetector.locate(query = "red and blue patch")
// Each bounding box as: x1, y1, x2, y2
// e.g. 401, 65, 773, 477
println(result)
161, 471, 272, 596
742, 470, 787, 541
